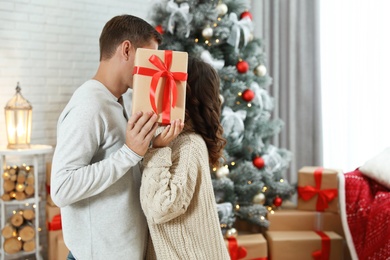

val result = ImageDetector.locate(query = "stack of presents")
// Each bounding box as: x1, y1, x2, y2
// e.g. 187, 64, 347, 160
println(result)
45, 163, 69, 260
224, 166, 351, 260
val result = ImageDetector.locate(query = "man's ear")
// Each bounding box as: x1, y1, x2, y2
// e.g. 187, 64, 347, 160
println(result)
122, 40, 132, 61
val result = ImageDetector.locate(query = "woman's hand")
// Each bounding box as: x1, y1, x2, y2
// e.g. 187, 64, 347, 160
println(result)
152, 119, 184, 148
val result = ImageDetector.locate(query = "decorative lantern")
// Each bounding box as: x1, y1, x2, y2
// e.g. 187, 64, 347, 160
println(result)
4, 82, 33, 149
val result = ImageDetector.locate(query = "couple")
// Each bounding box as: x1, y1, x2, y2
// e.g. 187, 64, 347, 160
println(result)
50, 14, 230, 260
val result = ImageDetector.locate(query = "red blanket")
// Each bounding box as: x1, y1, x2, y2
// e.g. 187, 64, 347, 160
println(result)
339, 169, 390, 260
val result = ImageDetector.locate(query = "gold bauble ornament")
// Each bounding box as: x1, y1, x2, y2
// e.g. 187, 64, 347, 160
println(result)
254, 65, 267, 77
253, 193, 266, 205
216, 166, 229, 178
202, 27, 213, 39
226, 228, 238, 238
219, 94, 225, 104
216, 3, 228, 16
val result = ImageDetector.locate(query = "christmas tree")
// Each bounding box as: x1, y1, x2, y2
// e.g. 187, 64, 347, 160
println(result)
148, 0, 295, 233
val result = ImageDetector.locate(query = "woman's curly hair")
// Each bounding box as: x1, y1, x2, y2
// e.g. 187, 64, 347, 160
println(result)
184, 57, 227, 168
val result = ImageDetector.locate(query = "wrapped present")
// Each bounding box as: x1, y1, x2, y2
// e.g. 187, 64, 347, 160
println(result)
56, 233, 69, 260
132, 48, 188, 125
46, 162, 56, 206
267, 209, 344, 238
297, 167, 339, 213
224, 233, 268, 260
46, 204, 62, 260
265, 231, 343, 260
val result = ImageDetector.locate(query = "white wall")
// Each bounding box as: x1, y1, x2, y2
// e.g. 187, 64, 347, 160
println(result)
0, 0, 152, 148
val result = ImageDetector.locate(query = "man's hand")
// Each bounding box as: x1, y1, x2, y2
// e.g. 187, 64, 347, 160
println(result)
126, 111, 158, 156
152, 119, 184, 148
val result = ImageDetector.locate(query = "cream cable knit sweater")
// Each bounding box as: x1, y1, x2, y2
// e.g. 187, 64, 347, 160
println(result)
140, 131, 229, 260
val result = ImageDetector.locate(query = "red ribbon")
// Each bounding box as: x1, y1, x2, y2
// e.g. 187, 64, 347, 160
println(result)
312, 231, 330, 260
297, 167, 338, 211
48, 214, 62, 231
227, 237, 247, 260
133, 50, 188, 125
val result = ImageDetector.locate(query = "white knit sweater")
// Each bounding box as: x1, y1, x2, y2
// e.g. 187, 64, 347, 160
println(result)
140, 131, 230, 260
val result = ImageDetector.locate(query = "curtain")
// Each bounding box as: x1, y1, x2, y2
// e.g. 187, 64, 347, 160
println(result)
320, 0, 390, 171
252, 0, 322, 184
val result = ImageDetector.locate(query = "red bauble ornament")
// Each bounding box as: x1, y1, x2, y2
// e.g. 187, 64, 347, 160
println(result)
155, 25, 164, 34
240, 11, 253, 20
252, 156, 265, 169
236, 61, 249, 73
273, 197, 283, 207
242, 89, 255, 102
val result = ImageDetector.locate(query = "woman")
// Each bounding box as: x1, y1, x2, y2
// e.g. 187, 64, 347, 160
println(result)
140, 57, 229, 259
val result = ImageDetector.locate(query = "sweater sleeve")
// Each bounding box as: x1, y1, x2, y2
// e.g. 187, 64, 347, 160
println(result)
140, 135, 198, 224
51, 96, 142, 208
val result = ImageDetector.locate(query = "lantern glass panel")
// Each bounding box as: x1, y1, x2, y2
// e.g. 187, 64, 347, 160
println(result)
4, 83, 33, 149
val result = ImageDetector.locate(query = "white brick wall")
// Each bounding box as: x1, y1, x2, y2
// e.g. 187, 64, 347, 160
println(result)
0, 0, 153, 148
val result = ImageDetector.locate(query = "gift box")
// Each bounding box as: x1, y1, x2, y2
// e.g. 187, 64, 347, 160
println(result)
46, 204, 62, 260
267, 209, 344, 238
132, 48, 188, 125
265, 231, 343, 260
297, 167, 339, 213
224, 233, 268, 260
46, 162, 56, 206
56, 233, 69, 260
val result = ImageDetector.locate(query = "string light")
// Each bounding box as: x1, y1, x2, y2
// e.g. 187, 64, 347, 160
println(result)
247, 103, 252, 107
230, 162, 235, 166
247, 180, 252, 184
280, 179, 284, 182
262, 186, 268, 192
235, 204, 240, 210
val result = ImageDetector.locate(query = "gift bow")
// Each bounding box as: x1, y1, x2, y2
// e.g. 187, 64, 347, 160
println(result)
48, 214, 62, 231
133, 50, 187, 125
227, 237, 247, 260
227, 12, 253, 52
166, 0, 192, 37
297, 168, 338, 211
312, 231, 331, 260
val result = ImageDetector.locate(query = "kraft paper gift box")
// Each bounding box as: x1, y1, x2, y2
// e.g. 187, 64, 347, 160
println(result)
297, 166, 339, 213
224, 233, 268, 260
46, 161, 56, 206
267, 209, 344, 238
265, 231, 343, 260
46, 204, 63, 260
132, 48, 188, 125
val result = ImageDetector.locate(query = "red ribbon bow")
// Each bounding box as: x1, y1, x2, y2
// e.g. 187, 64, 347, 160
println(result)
227, 237, 248, 260
297, 167, 338, 211
133, 50, 188, 125
312, 231, 330, 260
48, 214, 62, 231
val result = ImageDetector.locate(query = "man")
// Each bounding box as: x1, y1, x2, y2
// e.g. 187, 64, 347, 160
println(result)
51, 15, 162, 260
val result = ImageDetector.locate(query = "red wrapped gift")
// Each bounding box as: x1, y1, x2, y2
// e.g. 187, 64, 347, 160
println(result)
132, 48, 188, 125
267, 209, 344, 238
224, 233, 268, 260
297, 167, 339, 213
265, 231, 343, 260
